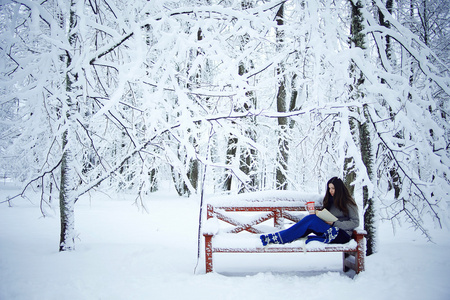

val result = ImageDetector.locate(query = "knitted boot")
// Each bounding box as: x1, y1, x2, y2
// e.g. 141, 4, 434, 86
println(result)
260, 233, 283, 246
324, 227, 339, 243
268, 233, 283, 244
305, 227, 340, 244
260, 234, 269, 246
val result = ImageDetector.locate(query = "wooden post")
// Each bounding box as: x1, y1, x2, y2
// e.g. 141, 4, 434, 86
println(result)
204, 234, 213, 273
207, 204, 213, 218
343, 252, 351, 273
355, 231, 365, 273
343, 230, 366, 274
274, 209, 283, 228
205, 204, 214, 273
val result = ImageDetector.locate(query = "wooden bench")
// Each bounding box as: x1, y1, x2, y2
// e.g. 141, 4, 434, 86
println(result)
203, 192, 366, 275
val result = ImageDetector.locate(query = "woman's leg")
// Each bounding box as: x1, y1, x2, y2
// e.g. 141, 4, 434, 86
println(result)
277, 214, 330, 244
306, 227, 351, 244
329, 229, 351, 244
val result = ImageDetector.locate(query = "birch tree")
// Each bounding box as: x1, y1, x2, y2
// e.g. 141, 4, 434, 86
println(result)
345, 0, 376, 255
275, 3, 290, 190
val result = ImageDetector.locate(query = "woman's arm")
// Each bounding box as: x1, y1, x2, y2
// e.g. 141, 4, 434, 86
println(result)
333, 204, 359, 231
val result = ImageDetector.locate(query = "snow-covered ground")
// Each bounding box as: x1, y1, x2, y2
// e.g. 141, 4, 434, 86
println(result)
1, 184, 449, 300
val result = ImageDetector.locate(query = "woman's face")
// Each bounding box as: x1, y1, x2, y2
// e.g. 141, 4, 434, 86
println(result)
328, 183, 335, 197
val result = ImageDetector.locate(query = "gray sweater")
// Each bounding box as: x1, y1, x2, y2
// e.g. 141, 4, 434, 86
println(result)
327, 202, 360, 236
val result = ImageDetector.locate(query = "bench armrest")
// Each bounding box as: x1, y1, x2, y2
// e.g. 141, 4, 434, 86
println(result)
352, 229, 366, 243
353, 228, 367, 236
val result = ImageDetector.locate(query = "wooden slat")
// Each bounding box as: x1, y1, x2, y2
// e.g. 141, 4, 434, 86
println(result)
282, 211, 302, 223
213, 210, 274, 234
214, 206, 307, 212
213, 247, 358, 253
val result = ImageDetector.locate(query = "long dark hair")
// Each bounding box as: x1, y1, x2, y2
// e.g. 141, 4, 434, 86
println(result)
322, 177, 357, 216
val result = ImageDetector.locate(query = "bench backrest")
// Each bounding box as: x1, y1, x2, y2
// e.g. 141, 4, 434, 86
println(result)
206, 204, 322, 234
204, 191, 324, 234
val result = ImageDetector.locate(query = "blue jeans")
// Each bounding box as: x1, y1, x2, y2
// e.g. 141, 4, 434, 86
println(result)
277, 215, 350, 244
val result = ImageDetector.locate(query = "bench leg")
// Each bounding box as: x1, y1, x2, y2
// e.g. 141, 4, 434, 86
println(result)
343, 242, 365, 274
343, 253, 350, 273
355, 234, 365, 274
205, 235, 213, 273
343, 252, 358, 273
355, 245, 365, 274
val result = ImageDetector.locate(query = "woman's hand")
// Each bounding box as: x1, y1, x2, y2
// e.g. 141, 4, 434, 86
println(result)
315, 210, 334, 225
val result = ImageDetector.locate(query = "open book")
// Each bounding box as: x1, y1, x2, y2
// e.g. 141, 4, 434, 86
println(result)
316, 208, 338, 222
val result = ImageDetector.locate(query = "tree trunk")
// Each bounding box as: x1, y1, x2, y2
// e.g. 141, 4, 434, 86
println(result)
59, 0, 78, 251
223, 1, 259, 193
347, 0, 376, 256
223, 135, 238, 191
360, 105, 375, 256
59, 130, 75, 251
275, 4, 289, 190
378, 0, 401, 225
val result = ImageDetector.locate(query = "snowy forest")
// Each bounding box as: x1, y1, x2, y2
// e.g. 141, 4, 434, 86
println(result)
0, 0, 449, 257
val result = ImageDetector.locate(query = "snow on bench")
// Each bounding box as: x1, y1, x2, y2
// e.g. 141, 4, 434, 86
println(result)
203, 190, 366, 275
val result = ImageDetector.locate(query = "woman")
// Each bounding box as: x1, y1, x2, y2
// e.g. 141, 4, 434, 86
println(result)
260, 177, 359, 246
